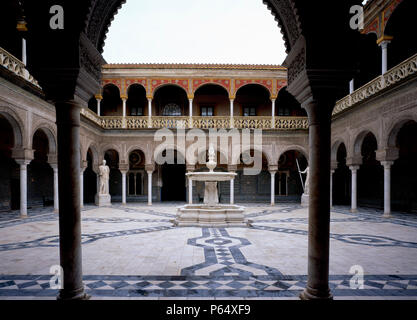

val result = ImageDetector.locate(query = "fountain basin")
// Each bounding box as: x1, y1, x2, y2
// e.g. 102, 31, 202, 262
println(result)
174, 204, 248, 227
186, 171, 236, 181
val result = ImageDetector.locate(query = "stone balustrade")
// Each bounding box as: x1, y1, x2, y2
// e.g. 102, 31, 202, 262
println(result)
0, 47, 41, 88
333, 53, 417, 116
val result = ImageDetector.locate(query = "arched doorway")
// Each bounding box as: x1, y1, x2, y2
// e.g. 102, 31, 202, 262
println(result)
153, 85, 188, 117
358, 132, 383, 208
84, 149, 97, 204
193, 84, 229, 117
104, 149, 122, 201
28, 129, 53, 208
0, 115, 19, 211
160, 150, 186, 202
235, 84, 271, 116
102, 84, 122, 116
333, 143, 350, 205
278, 150, 308, 201
127, 84, 147, 116
127, 149, 147, 202
392, 121, 417, 212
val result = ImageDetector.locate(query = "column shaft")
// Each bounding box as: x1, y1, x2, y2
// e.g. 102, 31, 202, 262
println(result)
96, 99, 101, 116
19, 162, 28, 217
270, 171, 276, 206
53, 167, 59, 213
147, 171, 152, 205
122, 172, 127, 205
148, 98, 152, 128
188, 178, 193, 204
230, 99, 234, 128
382, 162, 393, 217
271, 99, 276, 129
80, 171, 84, 209
230, 179, 234, 204
330, 170, 334, 208
300, 101, 332, 300
55, 101, 87, 300
350, 166, 359, 213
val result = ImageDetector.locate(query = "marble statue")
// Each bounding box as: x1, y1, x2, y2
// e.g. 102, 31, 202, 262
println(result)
300, 166, 310, 195
98, 160, 110, 195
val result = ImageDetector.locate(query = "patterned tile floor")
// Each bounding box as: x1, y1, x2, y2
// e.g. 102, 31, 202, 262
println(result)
1, 203, 417, 300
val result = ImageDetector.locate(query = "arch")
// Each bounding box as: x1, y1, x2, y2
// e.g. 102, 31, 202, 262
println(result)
31, 123, 57, 155
100, 143, 123, 163
85, 141, 100, 167
127, 82, 147, 94
153, 144, 186, 164
353, 130, 379, 157
277, 145, 309, 164
153, 83, 189, 97
232, 146, 272, 166
126, 145, 148, 164
235, 83, 272, 98
331, 139, 347, 162
0, 108, 25, 149
193, 82, 230, 96
386, 114, 417, 148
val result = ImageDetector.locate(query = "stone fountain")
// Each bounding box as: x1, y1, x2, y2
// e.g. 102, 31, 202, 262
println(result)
174, 144, 248, 227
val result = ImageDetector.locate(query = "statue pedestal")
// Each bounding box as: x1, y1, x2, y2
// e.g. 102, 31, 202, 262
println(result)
95, 194, 111, 207
301, 193, 309, 207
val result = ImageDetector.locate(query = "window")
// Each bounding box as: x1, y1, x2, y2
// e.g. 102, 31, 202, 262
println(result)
130, 107, 144, 116
243, 107, 256, 116
201, 106, 214, 116
163, 103, 182, 116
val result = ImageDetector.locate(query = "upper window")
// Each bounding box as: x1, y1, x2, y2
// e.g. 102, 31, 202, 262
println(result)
163, 103, 182, 116
243, 107, 256, 116
201, 106, 214, 117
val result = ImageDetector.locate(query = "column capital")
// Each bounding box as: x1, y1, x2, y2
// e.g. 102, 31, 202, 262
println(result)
377, 35, 393, 46
147, 95, 153, 100
376, 147, 399, 163
145, 164, 155, 173
268, 165, 278, 172
47, 153, 58, 165
120, 94, 128, 100
187, 94, 194, 100
49, 163, 58, 170
349, 165, 360, 171
80, 160, 88, 172
380, 161, 394, 169
229, 96, 235, 101
119, 163, 129, 173
186, 164, 196, 172
15, 159, 32, 166
12, 148, 34, 162
95, 94, 103, 100
346, 156, 362, 167
270, 96, 277, 101
330, 161, 338, 171
228, 164, 238, 172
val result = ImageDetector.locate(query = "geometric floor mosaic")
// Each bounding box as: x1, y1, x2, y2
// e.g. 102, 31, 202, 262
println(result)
1, 203, 417, 299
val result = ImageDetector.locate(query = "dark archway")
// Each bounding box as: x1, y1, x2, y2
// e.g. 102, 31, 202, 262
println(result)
28, 129, 53, 208
102, 84, 122, 116
275, 87, 306, 116
154, 85, 188, 116
194, 84, 229, 117
127, 149, 146, 202
358, 132, 383, 208
104, 149, 121, 201
278, 150, 308, 201
235, 84, 271, 116
0, 115, 19, 211
160, 150, 186, 202
127, 84, 147, 116
333, 143, 350, 205
392, 121, 417, 212
84, 149, 97, 204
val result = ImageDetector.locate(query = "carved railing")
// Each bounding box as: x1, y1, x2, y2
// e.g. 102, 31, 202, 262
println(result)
275, 117, 309, 130
81, 111, 309, 130
151, 116, 190, 129
234, 116, 272, 129
333, 53, 417, 116
0, 47, 41, 88
192, 116, 231, 129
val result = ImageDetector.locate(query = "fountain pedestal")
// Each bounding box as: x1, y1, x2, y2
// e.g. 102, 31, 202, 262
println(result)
174, 145, 248, 227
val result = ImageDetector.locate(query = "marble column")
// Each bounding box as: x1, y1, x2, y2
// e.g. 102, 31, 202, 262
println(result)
349, 79, 355, 94
55, 101, 88, 300
121, 171, 127, 205
16, 160, 30, 218
381, 161, 394, 217
271, 98, 276, 129
270, 171, 276, 206
22, 38, 27, 65
349, 165, 359, 213
80, 170, 84, 209
230, 98, 234, 128
380, 40, 390, 74
148, 97, 152, 128
147, 171, 153, 206
230, 179, 234, 205
188, 177, 193, 204
51, 164, 59, 213
299, 101, 332, 300
189, 98, 193, 128
95, 94, 102, 116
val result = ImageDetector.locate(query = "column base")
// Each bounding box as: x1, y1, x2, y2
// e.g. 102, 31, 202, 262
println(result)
20, 214, 28, 219
299, 286, 333, 300
57, 287, 90, 300
350, 208, 358, 213
383, 213, 392, 218
54, 209, 59, 214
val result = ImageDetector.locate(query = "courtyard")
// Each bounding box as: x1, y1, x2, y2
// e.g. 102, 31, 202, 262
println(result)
1, 203, 416, 300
